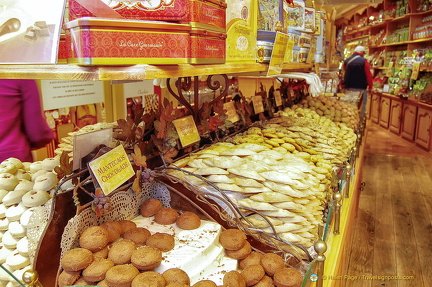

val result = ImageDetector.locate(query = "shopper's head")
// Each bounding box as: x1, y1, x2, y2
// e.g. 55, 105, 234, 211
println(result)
354, 46, 366, 55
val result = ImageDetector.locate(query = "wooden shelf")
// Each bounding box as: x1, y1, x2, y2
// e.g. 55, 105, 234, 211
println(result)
0, 62, 314, 80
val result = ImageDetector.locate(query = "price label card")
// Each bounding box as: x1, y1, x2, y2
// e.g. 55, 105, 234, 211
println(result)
223, 101, 240, 123
88, 145, 135, 196
173, 115, 201, 147
267, 32, 289, 76
252, 96, 265, 114
411, 62, 421, 80
284, 40, 295, 63
274, 91, 283, 107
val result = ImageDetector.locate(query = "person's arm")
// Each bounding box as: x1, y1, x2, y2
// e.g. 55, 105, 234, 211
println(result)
364, 60, 373, 89
20, 80, 54, 149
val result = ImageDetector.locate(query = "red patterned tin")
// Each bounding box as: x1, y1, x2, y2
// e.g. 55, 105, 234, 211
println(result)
65, 18, 190, 65
190, 28, 226, 64
68, 0, 226, 32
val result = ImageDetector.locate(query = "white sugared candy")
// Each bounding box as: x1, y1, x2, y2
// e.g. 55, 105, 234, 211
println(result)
42, 158, 59, 171
22, 190, 50, 208
0, 174, 18, 191
0, 190, 7, 203
0, 217, 9, 231
33, 173, 58, 192
19, 208, 34, 228
14, 170, 31, 181
5, 203, 27, 222
8, 222, 25, 239
29, 162, 43, 173
6, 252, 30, 270
13, 179, 34, 192
16, 237, 29, 257
2, 231, 17, 249
0, 244, 13, 264
2, 190, 28, 207
30, 170, 47, 182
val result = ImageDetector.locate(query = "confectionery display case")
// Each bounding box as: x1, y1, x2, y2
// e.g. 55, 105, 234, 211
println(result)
0, 2, 367, 287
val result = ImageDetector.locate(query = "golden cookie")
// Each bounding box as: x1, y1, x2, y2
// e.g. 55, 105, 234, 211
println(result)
131, 246, 162, 271
241, 265, 265, 286
79, 226, 109, 252
162, 268, 190, 285
176, 212, 201, 230
273, 268, 303, 287
219, 229, 247, 251
123, 227, 151, 245
82, 258, 115, 282
260, 253, 285, 277
100, 221, 122, 243
154, 207, 179, 225
239, 252, 264, 270
146, 233, 175, 252
140, 198, 163, 217
57, 270, 80, 287
61, 248, 94, 272
223, 270, 246, 287
105, 264, 140, 287
132, 271, 166, 287
108, 239, 137, 265
226, 241, 252, 260
117, 220, 137, 234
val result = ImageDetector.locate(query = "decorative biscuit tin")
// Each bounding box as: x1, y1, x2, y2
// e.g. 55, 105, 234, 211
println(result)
189, 28, 226, 64
65, 18, 190, 65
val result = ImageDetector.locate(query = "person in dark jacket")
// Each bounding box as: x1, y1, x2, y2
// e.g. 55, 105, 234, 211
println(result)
343, 46, 373, 117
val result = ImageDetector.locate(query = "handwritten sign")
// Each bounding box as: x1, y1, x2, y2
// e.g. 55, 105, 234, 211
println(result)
223, 101, 240, 123
274, 91, 283, 107
267, 32, 289, 76
88, 145, 135, 195
173, 115, 201, 147
252, 96, 265, 114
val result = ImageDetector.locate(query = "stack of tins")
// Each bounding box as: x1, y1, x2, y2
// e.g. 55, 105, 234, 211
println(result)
65, 0, 227, 65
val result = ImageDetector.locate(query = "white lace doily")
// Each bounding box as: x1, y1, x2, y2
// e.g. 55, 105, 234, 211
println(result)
27, 198, 53, 264
60, 181, 171, 260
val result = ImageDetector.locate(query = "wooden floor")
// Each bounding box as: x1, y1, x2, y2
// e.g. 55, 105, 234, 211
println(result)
345, 122, 432, 287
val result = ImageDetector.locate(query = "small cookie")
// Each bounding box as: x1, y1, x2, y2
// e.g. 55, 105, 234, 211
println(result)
6, 252, 30, 270
146, 233, 175, 252
16, 237, 29, 257
132, 271, 166, 287
82, 258, 115, 282
96, 279, 109, 287
192, 280, 217, 287
154, 207, 179, 225
5, 203, 27, 222
61, 248, 94, 272
219, 229, 247, 251
240, 251, 264, 270
0, 244, 13, 264
223, 270, 246, 287
241, 265, 265, 286
79, 226, 109, 252
33, 173, 58, 192
42, 158, 60, 171
0, 189, 8, 203
273, 268, 303, 287
0, 162, 19, 174
260, 253, 285, 277
0, 204, 6, 218
19, 208, 35, 228
176, 212, 201, 230
0, 173, 18, 191
93, 247, 109, 260
162, 268, 190, 285
30, 170, 48, 182
29, 161, 43, 173
14, 169, 31, 181
108, 239, 136, 265
140, 198, 163, 217
13, 179, 34, 192
131, 246, 162, 271
123, 227, 151, 245
117, 220, 136, 234
2, 231, 17, 249
253, 275, 274, 287
100, 221, 122, 243
72, 276, 94, 286
0, 263, 13, 281
8, 222, 26, 238
1, 158, 23, 170
0, 217, 9, 231
2, 190, 27, 207
57, 270, 80, 287
21, 190, 50, 208
105, 264, 139, 287
225, 241, 252, 260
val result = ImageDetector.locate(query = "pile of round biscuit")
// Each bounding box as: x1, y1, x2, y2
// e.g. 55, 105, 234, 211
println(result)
0, 157, 61, 286
58, 198, 304, 287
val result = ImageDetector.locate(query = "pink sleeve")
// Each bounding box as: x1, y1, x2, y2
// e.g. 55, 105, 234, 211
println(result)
20, 80, 54, 149
364, 60, 373, 88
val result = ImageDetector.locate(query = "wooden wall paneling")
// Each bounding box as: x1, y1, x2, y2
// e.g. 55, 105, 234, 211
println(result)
379, 96, 390, 128
400, 102, 417, 141
415, 107, 432, 150
389, 98, 403, 134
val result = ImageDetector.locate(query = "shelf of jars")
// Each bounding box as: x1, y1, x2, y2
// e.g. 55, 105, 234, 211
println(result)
0, 62, 316, 81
